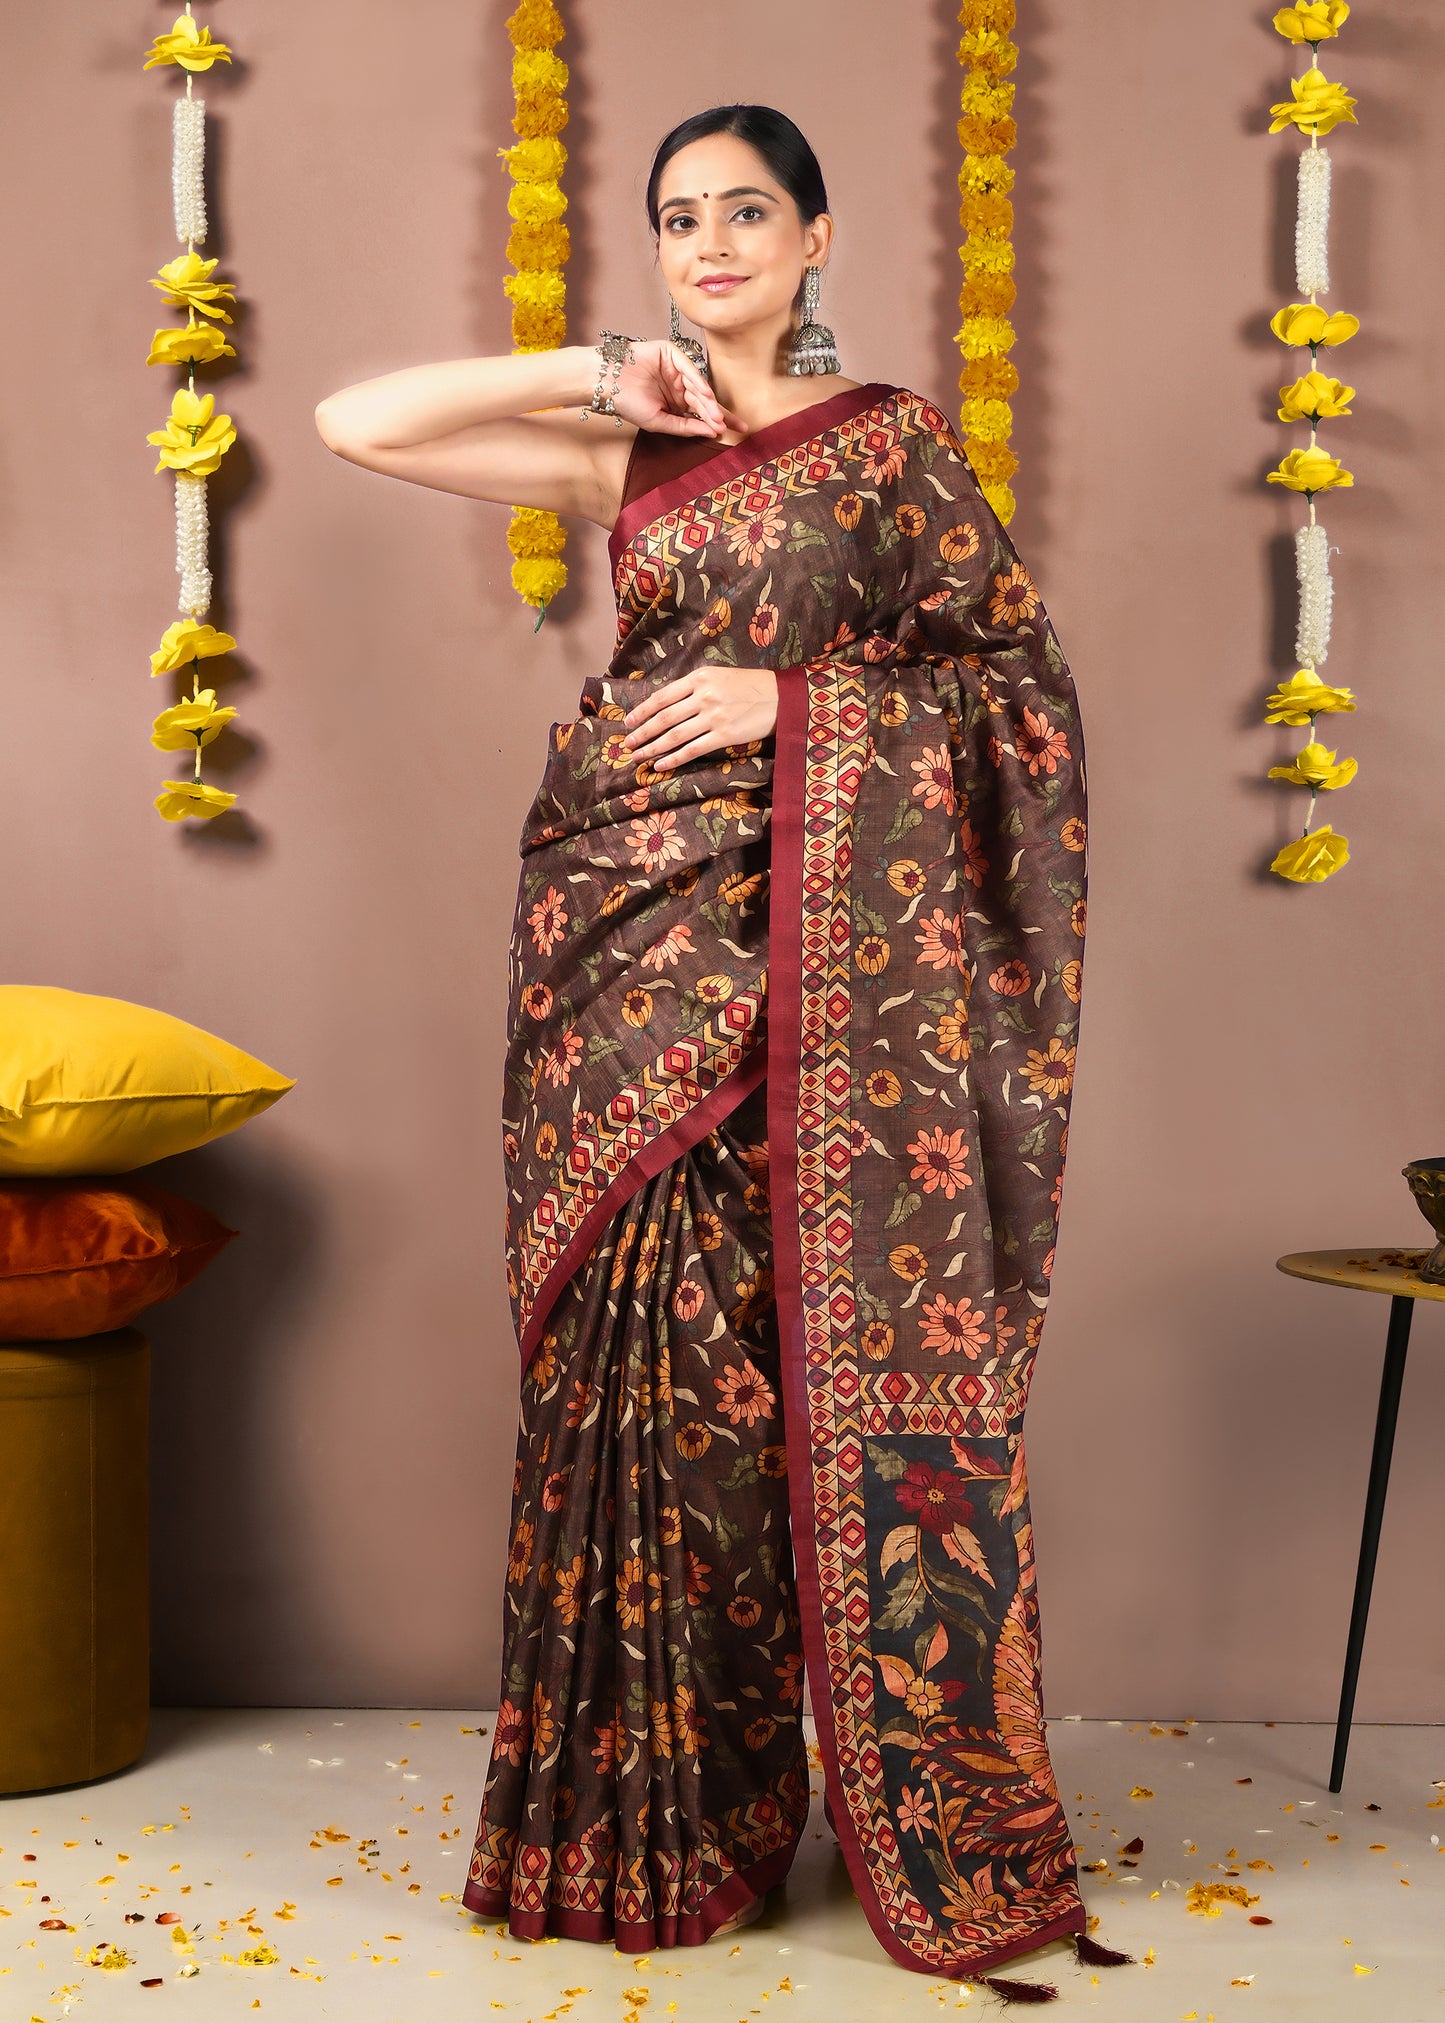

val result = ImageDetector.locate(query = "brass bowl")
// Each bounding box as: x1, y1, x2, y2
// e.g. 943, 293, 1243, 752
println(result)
1402, 1158, 1445, 1283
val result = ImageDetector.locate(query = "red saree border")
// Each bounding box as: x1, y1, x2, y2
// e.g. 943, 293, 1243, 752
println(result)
766, 663, 1087, 1980
516, 1035, 768, 1374
607, 380, 899, 574
461, 1831, 800, 1952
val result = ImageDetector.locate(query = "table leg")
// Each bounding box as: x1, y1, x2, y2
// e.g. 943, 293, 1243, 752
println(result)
1329, 1292, 1414, 1794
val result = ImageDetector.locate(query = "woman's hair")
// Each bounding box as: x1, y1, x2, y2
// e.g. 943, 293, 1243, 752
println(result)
644, 105, 829, 236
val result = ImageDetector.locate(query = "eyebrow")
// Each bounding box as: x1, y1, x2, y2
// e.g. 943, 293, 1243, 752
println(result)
657, 185, 776, 215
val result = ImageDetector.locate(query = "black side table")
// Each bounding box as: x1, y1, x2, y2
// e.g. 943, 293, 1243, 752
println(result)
1276, 1246, 1439, 1791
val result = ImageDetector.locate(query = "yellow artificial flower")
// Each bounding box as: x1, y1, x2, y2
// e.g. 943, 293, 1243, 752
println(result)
150, 619, 237, 677
961, 151, 1015, 196
1277, 369, 1354, 420
960, 72, 1016, 121
1270, 824, 1349, 882
955, 314, 1015, 360
1271, 303, 1359, 348
961, 188, 1014, 235
503, 270, 566, 316
961, 353, 1018, 400
962, 395, 1014, 443
960, 273, 1015, 318
969, 439, 1018, 484
497, 136, 566, 182
1267, 739, 1357, 789
1272, 3, 1350, 44
1264, 668, 1357, 722
150, 251, 237, 325
512, 48, 569, 124
961, 236, 1016, 278
959, 112, 1016, 157
510, 306, 566, 351
508, 180, 566, 227
143, 15, 233, 72
1266, 444, 1353, 493
1268, 66, 1358, 137
512, 557, 566, 609
958, 28, 1019, 75
147, 388, 237, 477
507, 217, 569, 270
151, 691, 237, 752
147, 323, 236, 368
154, 780, 238, 822
507, 507, 565, 560
962, 0, 1021, 25
509, 0, 564, 51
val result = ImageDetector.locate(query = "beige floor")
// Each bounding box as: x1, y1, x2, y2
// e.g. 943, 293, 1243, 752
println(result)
2, 1709, 1440, 2021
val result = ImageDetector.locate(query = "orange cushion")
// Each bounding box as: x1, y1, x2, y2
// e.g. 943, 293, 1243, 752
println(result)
0, 1179, 237, 1341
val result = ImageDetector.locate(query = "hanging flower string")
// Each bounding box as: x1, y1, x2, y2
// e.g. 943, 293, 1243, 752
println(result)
955, 0, 1019, 525
142, 4, 240, 822
500, 0, 569, 630
1263, 3, 1359, 883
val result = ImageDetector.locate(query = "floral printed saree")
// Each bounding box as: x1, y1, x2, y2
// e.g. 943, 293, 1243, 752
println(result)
462, 380, 1092, 1982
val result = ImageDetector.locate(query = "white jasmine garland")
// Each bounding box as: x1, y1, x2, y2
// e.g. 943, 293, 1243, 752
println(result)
1295, 144, 1331, 298
172, 94, 207, 246
1294, 519, 1333, 668
175, 471, 212, 619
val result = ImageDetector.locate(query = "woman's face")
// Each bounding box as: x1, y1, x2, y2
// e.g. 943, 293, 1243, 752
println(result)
653, 132, 832, 345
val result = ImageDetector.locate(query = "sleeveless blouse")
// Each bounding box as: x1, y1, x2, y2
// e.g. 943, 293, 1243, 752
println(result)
617, 425, 740, 520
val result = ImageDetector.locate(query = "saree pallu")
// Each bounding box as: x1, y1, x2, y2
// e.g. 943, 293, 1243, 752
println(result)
463, 381, 1091, 1980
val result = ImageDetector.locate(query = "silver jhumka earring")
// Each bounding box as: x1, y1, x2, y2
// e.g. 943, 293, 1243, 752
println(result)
668, 294, 710, 377
786, 264, 840, 376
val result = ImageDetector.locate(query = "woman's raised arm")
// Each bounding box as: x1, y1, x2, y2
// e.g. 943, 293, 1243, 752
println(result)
313, 343, 734, 528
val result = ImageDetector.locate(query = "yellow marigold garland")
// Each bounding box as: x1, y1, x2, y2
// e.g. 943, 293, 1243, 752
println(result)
1263, 2, 1359, 883
142, 4, 241, 823
956, 0, 1019, 522
500, 0, 569, 628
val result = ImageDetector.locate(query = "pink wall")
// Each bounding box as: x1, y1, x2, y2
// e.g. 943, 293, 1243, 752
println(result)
4, 1, 1442, 1720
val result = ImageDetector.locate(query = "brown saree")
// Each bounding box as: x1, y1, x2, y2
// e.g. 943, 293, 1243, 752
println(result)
463, 381, 1092, 1980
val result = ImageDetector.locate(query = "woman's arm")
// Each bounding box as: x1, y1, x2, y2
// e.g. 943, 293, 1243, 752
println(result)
313, 346, 630, 525
314, 342, 735, 529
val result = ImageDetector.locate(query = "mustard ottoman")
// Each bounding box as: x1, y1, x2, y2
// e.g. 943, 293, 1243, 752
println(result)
0, 1329, 150, 1793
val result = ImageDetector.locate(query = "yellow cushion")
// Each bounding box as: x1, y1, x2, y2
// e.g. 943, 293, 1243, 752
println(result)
0, 986, 296, 1176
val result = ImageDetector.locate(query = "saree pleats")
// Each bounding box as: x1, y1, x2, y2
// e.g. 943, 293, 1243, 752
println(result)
462, 1077, 812, 1948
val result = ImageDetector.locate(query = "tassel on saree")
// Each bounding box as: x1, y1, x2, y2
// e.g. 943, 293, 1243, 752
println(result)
1074, 1930, 1135, 1967
976, 1974, 1058, 2004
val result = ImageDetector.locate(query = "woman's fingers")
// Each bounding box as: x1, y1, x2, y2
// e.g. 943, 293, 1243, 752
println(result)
647, 409, 720, 436
621, 699, 674, 739
663, 374, 716, 432
615, 687, 696, 752
626, 670, 778, 766
660, 348, 726, 431
650, 348, 739, 433
610, 340, 726, 436
689, 377, 726, 423
636, 729, 700, 768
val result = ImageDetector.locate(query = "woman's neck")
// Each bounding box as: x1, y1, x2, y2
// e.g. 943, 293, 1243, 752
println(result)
705, 336, 813, 436
708, 337, 854, 441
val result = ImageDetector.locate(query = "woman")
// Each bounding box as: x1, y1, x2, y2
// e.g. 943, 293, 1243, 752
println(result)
316, 104, 1125, 1999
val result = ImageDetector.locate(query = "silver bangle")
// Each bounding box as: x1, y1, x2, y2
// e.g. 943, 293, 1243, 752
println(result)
580, 329, 637, 425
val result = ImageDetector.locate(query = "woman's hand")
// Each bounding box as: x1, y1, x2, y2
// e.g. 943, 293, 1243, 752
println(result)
620, 668, 778, 770
610, 339, 748, 439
